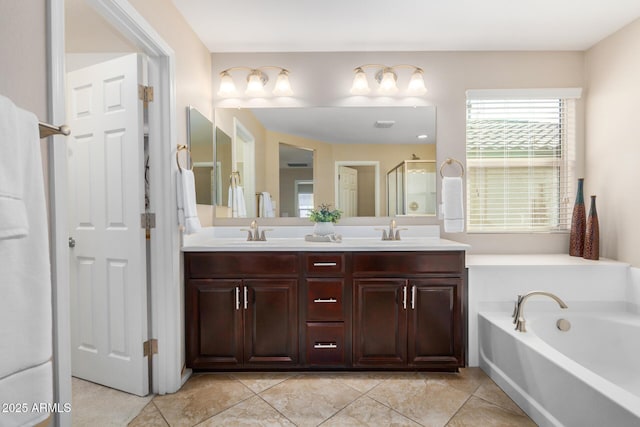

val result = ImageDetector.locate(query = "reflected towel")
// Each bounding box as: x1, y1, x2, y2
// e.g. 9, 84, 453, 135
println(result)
0, 95, 30, 240
228, 185, 247, 218
442, 176, 464, 233
177, 170, 201, 234
260, 191, 275, 217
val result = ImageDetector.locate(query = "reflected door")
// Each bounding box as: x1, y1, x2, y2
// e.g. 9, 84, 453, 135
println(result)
339, 166, 358, 217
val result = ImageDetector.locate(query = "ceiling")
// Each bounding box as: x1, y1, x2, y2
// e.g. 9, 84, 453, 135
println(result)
250, 106, 436, 145
172, 0, 640, 52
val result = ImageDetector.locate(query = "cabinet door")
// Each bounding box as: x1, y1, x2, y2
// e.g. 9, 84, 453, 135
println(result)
244, 279, 298, 366
353, 279, 407, 367
407, 278, 463, 367
185, 279, 243, 368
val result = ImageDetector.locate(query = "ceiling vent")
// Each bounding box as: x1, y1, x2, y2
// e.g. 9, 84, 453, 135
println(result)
374, 120, 395, 128
287, 162, 309, 168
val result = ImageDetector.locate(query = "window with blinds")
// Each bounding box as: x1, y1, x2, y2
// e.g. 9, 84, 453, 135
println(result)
466, 92, 578, 232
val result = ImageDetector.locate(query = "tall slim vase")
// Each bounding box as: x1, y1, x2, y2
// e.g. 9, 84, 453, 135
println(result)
583, 195, 599, 260
569, 178, 586, 257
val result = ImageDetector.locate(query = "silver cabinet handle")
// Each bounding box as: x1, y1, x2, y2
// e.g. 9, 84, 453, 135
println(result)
244, 286, 248, 310
235, 287, 240, 310
313, 298, 337, 303
314, 343, 337, 349
402, 285, 407, 310
313, 262, 337, 267
411, 285, 416, 310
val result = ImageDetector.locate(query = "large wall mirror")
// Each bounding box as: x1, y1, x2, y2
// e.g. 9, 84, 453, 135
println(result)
187, 106, 214, 205
212, 106, 436, 220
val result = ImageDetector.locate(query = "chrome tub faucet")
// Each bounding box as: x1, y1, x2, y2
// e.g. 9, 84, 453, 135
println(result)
513, 291, 568, 332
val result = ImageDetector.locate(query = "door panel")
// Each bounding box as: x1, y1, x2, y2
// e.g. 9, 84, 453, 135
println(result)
353, 279, 407, 366
408, 279, 463, 366
67, 53, 148, 395
339, 165, 358, 217
244, 279, 298, 366
186, 280, 243, 368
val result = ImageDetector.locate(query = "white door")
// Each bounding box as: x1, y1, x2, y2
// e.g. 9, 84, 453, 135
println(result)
67, 53, 149, 396
339, 165, 358, 217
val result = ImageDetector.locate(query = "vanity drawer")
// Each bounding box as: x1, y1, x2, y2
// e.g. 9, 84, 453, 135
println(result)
352, 251, 464, 276
304, 253, 345, 276
306, 322, 345, 365
185, 252, 299, 278
306, 279, 344, 321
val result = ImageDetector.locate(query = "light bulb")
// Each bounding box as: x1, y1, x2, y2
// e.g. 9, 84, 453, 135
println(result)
350, 68, 370, 95
378, 68, 398, 95
245, 70, 267, 96
273, 69, 293, 96
408, 69, 427, 95
217, 71, 237, 97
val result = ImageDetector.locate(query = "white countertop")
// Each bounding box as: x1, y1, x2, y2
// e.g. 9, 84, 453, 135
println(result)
182, 225, 470, 252
466, 254, 629, 267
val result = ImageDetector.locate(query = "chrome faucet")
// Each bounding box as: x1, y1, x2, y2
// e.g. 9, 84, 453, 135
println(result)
513, 291, 568, 332
241, 220, 269, 241
376, 219, 407, 240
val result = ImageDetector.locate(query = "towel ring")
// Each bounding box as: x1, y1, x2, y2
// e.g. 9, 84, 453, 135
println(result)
176, 144, 193, 173
439, 158, 465, 178
229, 171, 241, 187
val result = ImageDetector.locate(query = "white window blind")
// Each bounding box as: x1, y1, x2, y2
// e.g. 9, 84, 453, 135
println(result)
466, 94, 578, 232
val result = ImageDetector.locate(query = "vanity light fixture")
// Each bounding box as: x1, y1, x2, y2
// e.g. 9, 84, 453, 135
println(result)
217, 66, 293, 97
350, 64, 428, 96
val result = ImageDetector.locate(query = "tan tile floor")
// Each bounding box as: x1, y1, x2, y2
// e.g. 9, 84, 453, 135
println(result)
125, 368, 537, 426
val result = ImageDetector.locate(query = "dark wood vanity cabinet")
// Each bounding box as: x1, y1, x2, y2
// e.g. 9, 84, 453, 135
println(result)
185, 250, 465, 371
185, 253, 298, 369
302, 253, 351, 367
353, 252, 465, 369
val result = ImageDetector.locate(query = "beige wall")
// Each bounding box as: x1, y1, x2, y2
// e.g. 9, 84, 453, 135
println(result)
65, 0, 214, 168
214, 107, 268, 195
279, 168, 313, 217
352, 166, 376, 216
0, 0, 49, 199
0, 0, 48, 119
585, 18, 640, 267
128, 0, 213, 137
212, 51, 586, 253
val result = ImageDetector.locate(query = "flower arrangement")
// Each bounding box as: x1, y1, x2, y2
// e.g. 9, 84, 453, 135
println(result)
308, 203, 342, 223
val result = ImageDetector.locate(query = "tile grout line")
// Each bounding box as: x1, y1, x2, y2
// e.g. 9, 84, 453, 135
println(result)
363, 381, 427, 426
471, 394, 530, 419
254, 393, 299, 426
151, 400, 171, 427
443, 393, 473, 426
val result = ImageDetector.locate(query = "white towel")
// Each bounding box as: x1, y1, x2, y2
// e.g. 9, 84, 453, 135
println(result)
0, 361, 53, 426
228, 185, 247, 218
176, 170, 201, 234
442, 176, 464, 233
260, 191, 275, 217
0, 95, 30, 240
0, 96, 52, 381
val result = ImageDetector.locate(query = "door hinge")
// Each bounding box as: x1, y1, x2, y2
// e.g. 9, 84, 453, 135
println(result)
141, 212, 156, 230
143, 339, 158, 357
138, 85, 154, 106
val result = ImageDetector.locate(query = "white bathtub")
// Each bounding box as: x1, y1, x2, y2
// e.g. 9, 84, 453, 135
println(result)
479, 310, 640, 427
